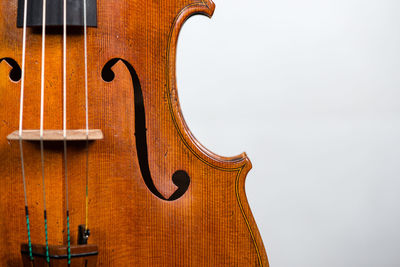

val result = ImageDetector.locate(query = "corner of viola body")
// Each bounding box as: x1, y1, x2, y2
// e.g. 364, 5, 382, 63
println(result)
223, 151, 253, 173
241, 151, 253, 170
201, 0, 216, 17
177, 0, 216, 22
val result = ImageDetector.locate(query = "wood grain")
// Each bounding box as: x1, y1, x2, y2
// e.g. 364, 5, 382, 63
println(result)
0, 0, 269, 266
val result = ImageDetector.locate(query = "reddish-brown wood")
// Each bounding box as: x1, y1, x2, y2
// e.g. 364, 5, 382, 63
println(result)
0, 0, 269, 266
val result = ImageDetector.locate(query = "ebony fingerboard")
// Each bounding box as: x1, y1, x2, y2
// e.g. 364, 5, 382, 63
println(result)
17, 0, 97, 27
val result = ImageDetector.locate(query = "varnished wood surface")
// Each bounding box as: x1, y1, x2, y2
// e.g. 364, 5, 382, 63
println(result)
0, 0, 269, 266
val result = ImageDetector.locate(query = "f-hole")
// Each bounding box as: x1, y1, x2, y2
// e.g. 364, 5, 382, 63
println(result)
101, 58, 190, 201
0, 58, 21, 82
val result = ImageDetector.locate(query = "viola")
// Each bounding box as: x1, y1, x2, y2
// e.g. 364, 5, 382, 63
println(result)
0, 0, 269, 266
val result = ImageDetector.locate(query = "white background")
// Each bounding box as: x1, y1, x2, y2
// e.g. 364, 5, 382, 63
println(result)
177, 0, 400, 266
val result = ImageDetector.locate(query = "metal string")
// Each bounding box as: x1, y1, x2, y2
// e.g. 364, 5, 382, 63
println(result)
83, 0, 90, 232
63, 0, 71, 264
39, 0, 50, 263
18, 0, 33, 262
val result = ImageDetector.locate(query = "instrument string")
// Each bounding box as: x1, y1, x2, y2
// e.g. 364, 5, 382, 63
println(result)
39, 0, 50, 263
83, 0, 90, 233
18, 0, 33, 262
63, 0, 71, 264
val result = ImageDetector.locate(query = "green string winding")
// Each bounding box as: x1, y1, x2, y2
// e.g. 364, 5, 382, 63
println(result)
67, 210, 71, 265
44, 210, 50, 263
25, 206, 33, 261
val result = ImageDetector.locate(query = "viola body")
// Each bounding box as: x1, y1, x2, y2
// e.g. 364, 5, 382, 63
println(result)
0, 0, 268, 266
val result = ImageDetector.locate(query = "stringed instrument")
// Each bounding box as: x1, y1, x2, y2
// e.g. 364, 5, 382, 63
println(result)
0, 0, 269, 266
